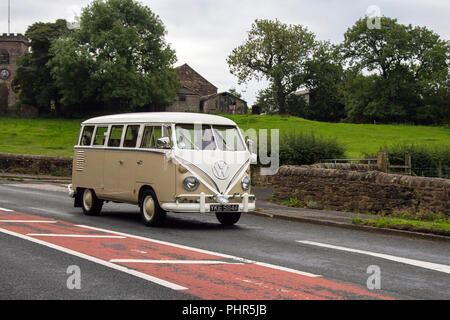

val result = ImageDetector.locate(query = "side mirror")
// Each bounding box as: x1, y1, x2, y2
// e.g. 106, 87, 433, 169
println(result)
246, 139, 257, 164
246, 138, 254, 152
157, 137, 171, 149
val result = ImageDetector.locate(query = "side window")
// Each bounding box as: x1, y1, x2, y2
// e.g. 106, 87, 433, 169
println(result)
141, 126, 156, 149
0, 49, 9, 65
93, 126, 108, 146
140, 125, 172, 149
80, 126, 94, 146
123, 125, 140, 148
108, 125, 124, 147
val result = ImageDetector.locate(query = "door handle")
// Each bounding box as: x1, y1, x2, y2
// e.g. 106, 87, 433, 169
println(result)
137, 160, 143, 165
119, 160, 124, 165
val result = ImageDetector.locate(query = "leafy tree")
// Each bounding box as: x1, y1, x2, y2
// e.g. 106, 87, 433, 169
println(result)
227, 19, 317, 114
12, 19, 70, 115
228, 88, 242, 99
296, 41, 345, 122
341, 17, 449, 124
49, 0, 180, 114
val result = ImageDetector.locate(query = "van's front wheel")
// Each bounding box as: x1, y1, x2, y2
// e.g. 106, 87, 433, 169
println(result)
215, 212, 241, 226
140, 190, 166, 227
81, 188, 103, 216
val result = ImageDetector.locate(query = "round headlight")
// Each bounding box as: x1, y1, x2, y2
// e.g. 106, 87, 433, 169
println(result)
241, 176, 251, 191
183, 176, 199, 192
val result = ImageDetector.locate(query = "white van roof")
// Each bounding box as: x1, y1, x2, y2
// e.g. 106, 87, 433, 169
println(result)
82, 112, 237, 126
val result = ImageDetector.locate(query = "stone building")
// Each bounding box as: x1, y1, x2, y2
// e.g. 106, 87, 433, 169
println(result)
167, 63, 247, 114
201, 92, 247, 114
0, 34, 28, 114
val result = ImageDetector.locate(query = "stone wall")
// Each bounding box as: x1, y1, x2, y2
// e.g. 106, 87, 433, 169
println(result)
0, 153, 72, 177
251, 163, 379, 186
271, 165, 449, 214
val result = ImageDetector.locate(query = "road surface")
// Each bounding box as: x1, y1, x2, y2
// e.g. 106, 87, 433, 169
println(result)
0, 181, 448, 300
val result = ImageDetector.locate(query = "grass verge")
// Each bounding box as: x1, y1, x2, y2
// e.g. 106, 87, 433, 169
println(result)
352, 217, 450, 236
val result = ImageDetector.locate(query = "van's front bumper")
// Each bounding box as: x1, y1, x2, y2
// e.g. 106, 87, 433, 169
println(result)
161, 192, 256, 213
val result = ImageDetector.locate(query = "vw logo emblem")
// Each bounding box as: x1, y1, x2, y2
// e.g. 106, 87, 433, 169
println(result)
212, 160, 230, 180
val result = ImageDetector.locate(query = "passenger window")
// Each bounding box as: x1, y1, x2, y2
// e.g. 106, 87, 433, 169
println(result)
93, 126, 108, 146
141, 125, 172, 149
123, 125, 140, 148
108, 125, 123, 147
141, 126, 156, 149
80, 126, 94, 146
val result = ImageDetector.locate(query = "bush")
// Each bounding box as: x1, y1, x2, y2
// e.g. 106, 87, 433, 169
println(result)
279, 131, 346, 166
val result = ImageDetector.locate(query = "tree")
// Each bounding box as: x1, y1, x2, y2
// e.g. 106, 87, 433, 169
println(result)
300, 41, 345, 122
12, 19, 70, 115
48, 0, 180, 114
227, 19, 317, 114
341, 17, 449, 124
228, 88, 242, 99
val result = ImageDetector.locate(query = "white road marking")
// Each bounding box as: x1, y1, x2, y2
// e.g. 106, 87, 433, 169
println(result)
0, 220, 56, 223
110, 259, 244, 265
27, 234, 126, 239
0, 207, 14, 212
77, 224, 321, 278
297, 240, 450, 275
0, 227, 187, 291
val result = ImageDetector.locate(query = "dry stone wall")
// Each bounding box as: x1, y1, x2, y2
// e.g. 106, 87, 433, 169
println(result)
271, 165, 449, 214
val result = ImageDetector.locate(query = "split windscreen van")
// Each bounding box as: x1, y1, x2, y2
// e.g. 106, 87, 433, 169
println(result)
68, 112, 256, 226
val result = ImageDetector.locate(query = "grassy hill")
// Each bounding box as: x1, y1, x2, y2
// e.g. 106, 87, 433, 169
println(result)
0, 115, 449, 158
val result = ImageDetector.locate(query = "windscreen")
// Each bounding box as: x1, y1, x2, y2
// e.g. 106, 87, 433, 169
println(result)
175, 124, 245, 151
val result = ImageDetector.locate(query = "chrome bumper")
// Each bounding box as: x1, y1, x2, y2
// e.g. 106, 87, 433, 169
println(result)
161, 192, 256, 213
68, 184, 76, 198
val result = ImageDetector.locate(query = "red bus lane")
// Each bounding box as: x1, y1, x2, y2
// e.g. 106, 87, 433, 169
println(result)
0, 209, 393, 300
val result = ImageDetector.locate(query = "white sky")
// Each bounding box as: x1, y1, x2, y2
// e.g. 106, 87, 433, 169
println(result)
1, 0, 449, 106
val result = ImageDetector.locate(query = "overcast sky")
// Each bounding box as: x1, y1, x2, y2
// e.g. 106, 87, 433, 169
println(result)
1, 0, 449, 105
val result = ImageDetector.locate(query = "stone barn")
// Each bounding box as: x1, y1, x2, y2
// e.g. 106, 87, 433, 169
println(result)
201, 92, 247, 114
167, 63, 247, 114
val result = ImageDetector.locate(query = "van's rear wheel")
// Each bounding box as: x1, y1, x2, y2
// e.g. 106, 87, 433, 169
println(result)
215, 212, 241, 226
140, 189, 166, 227
82, 188, 103, 216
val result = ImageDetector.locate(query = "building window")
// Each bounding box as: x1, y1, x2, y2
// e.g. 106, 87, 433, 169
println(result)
0, 50, 9, 65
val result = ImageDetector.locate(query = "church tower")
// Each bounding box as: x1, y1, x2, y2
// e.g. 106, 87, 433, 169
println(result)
0, 33, 28, 114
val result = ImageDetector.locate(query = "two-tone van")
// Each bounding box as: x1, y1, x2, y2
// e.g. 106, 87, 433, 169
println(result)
68, 112, 256, 226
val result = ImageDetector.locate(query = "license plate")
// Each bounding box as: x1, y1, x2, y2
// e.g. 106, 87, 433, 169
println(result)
210, 204, 239, 212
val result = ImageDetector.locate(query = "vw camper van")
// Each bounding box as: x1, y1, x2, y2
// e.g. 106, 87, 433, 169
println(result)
68, 113, 256, 226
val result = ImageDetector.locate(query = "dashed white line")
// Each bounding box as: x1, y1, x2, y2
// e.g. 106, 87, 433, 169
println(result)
297, 240, 450, 275
110, 259, 244, 265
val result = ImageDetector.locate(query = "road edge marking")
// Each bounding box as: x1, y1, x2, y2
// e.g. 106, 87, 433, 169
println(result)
0, 227, 188, 291
297, 240, 450, 275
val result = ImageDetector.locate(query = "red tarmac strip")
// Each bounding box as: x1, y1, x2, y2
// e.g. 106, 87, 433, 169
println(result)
0, 209, 394, 300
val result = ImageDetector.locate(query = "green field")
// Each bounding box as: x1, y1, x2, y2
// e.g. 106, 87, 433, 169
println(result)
0, 115, 449, 158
